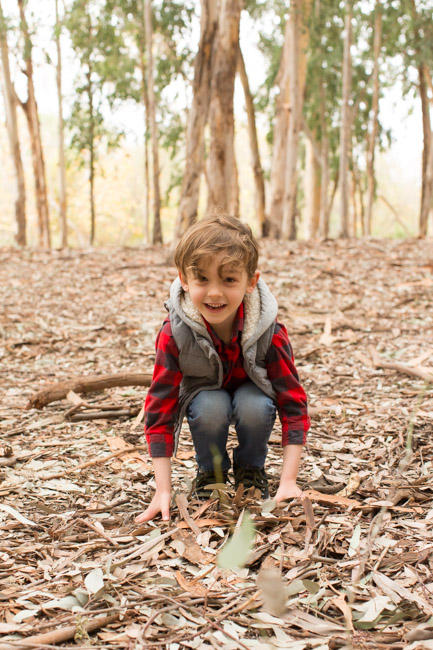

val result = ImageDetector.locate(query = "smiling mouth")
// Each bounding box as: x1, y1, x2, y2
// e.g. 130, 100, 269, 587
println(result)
205, 303, 226, 310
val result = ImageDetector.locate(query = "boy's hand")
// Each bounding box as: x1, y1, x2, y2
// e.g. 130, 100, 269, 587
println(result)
274, 479, 304, 502
135, 490, 171, 523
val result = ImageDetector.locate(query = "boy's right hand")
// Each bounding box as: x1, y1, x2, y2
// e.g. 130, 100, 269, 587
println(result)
135, 490, 171, 523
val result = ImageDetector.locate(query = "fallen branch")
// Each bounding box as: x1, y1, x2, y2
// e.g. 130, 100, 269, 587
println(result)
369, 347, 433, 383
2, 613, 119, 649
27, 372, 153, 409
68, 407, 141, 421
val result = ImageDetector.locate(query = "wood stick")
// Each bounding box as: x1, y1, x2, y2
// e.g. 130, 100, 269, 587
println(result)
27, 372, 153, 409
369, 346, 433, 383
1, 613, 119, 649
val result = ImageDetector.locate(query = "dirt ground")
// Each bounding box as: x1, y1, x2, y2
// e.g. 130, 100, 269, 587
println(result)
0, 237, 432, 649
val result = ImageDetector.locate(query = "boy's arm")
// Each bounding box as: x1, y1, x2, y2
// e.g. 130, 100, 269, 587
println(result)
274, 444, 303, 501
135, 457, 172, 522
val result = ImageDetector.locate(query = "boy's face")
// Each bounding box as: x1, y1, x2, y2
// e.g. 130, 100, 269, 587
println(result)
179, 253, 260, 341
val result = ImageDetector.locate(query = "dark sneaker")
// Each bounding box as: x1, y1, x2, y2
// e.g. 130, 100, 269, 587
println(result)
234, 465, 269, 499
193, 469, 229, 500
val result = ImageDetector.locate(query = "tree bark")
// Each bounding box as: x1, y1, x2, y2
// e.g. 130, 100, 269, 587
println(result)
139, 4, 151, 244
304, 137, 321, 239
55, 0, 67, 248
281, 0, 312, 240
207, 0, 242, 216
268, 17, 291, 237
17, 0, 50, 248
319, 79, 330, 238
365, 0, 382, 237
27, 372, 153, 410
144, 0, 162, 243
237, 44, 266, 235
338, 0, 353, 238
0, 1, 26, 246
418, 63, 433, 237
175, 0, 218, 237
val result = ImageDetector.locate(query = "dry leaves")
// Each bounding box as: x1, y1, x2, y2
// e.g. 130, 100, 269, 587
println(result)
0, 239, 432, 649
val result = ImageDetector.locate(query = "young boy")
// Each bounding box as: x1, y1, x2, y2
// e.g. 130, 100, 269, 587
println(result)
136, 215, 310, 523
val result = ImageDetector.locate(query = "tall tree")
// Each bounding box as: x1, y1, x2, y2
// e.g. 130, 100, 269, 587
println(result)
0, 0, 26, 246
268, 15, 290, 237
338, 0, 353, 238
281, 0, 312, 240
207, 0, 242, 216
66, 0, 135, 245
175, 0, 218, 237
17, 0, 51, 248
238, 43, 266, 235
365, 0, 382, 236
144, 0, 162, 243
55, 0, 67, 248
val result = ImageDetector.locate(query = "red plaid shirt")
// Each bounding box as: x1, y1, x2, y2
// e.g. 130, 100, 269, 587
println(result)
145, 303, 310, 457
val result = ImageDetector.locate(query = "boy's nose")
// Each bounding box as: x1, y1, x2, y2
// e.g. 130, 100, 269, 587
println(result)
207, 283, 223, 297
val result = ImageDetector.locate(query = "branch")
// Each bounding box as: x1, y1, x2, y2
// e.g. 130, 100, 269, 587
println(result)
369, 346, 433, 383
27, 372, 153, 409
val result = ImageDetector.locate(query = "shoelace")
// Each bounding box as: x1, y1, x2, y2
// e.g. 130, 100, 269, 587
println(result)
235, 467, 268, 489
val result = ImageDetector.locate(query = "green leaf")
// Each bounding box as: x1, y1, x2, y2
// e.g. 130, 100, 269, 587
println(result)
217, 512, 256, 571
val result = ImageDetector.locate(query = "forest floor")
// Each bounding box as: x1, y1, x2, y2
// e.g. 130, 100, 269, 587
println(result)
0, 238, 433, 650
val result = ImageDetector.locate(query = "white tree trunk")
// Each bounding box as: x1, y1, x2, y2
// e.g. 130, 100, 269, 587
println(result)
338, 0, 353, 238
55, 0, 67, 248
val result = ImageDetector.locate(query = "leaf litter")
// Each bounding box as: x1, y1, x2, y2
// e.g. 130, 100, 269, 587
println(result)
0, 238, 432, 649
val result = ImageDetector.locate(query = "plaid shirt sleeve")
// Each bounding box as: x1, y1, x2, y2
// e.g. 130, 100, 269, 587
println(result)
144, 317, 183, 457
265, 321, 310, 445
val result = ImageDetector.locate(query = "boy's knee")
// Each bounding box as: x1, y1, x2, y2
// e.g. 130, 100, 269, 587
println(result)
188, 389, 232, 426
233, 384, 276, 427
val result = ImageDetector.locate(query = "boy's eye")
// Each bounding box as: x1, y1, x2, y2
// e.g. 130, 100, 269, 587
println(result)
197, 275, 207, 282
225, 277, 237, 283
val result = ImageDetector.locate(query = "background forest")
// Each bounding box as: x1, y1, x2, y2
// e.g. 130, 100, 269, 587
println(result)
1, 0, 432, 249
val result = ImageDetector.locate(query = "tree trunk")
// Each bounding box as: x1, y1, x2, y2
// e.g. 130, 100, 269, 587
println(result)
86, 62, 96, 246
207, 0, 242, 216
237, 44, 266, 235
175, 0, 218, 237
0, 1, 26, 246
281, 0, 312, 240
268, 17, 291, 237
304, 137, 321, 239
418, 63, 433, 237
17, 0, 50, 249
319, 79, 330, 238
144, 0, 162, 244
365, 0, 382, 237
338, 0, 353, 238
139, 5, 150, 244
55, 0, 67, 248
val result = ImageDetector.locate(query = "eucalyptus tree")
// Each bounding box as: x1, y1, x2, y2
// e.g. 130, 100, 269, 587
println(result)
55, 0, 67, 248
66, 0, 136, 245
16, 0, 51, 247
0, 0, 26, 245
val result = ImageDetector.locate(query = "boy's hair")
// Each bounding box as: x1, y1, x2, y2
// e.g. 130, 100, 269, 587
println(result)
174, 214, 259, 279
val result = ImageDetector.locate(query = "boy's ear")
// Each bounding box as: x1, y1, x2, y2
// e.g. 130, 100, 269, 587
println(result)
179, 271, 189, 292
245, 271, 260, 294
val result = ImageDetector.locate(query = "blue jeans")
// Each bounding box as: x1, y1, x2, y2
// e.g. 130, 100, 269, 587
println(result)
186, 382, 276, 472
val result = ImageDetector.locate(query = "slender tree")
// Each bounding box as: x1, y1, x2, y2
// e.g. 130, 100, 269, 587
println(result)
175, 0, 218, 237
144, 0, 163, 243
281, 0, 312, 240
338, 0, 353, 238
238, 43, 266, 235
17, 0, 51, 248
207, 0, 242, 216
365, 0, 382, 236
55, 0, 67, 248
0, 0, 26, 246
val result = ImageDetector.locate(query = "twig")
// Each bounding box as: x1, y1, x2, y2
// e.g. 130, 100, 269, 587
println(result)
369, 346, 433, 383
1, 613, 119, 650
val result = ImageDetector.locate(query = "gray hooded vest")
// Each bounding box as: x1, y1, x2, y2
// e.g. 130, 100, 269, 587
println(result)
165, 277, 279, 454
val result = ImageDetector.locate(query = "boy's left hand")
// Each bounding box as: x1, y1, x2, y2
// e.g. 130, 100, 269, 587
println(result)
274, 479, 304, 502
